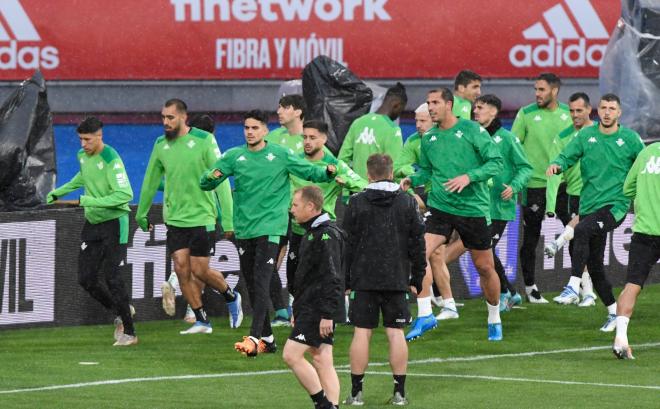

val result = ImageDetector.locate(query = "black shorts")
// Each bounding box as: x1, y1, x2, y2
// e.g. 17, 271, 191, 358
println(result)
425, 207, 492, 250
278, 216, 293, 249
166, 225, 216, 257
490, 219, 508, 247
289, 318, 334, 348
349, 291, 410, 329
626, 233, 660, 288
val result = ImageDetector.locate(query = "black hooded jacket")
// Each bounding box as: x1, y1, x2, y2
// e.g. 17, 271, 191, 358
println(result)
289, 213, 345, 321
343, 181, 426, 292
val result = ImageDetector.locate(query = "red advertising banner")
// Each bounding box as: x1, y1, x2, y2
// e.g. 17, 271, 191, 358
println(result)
0, 0, 620, 80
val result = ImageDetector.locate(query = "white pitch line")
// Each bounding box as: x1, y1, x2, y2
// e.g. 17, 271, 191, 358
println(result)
356, 370, 660, 391
1, 342, 659, 395
347, 341, 660, 368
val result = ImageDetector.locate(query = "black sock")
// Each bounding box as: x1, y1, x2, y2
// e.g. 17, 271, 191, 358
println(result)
310, 390, 331, 408
351, 373, 364, 396
393, 374, 406, 397
222, 287, 236, 303
193, 307, 209, 324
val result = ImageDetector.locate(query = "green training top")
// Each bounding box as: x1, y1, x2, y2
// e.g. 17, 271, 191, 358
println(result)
551, 124, 644, 222
266, 126, 304, 154
49, 145, 132, 225
338, 113, 403, 180
512, 102, 572, 188
623, 142, 660, 236
546, 124, 586, 214
453, 95, 472, 120
490, 127, 533, 221
394, 131, 421, 179
290, 152, 367, 235
136, 127, 234, 230
409, 118, 503, 219
200, 142, 333, 239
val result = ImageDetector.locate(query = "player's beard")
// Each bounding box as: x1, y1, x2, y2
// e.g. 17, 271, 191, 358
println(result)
537, 96, 551, 108
165, 126, 179, 140
305, 146, 321, 157
600, 119, 617, 129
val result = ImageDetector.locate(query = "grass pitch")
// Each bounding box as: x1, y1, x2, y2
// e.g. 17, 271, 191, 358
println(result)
1, 285, 659, 408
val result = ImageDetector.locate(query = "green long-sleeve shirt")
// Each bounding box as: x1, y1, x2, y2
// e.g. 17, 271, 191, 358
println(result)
409, 119, 503, 219
136, 127, 233, 230
338, 113, 403, 180
551, 124, 644, 221
623, 142, 660, 236
394, 132, 421, 179
512, 102, 572, 188
546, 124, 586, 214
266, 127, 303, 154
290, 153, 367, 235
490, 127, 533, 221
200, 142, 333, 239
49, 145, 132, 226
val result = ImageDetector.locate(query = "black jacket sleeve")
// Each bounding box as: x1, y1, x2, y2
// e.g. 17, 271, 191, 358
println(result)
342, 197, 357, 290
318, 228, 343, 320
407, 199, 427, 293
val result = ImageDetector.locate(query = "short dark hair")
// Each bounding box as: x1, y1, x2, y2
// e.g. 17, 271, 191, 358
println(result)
302, 119, 329, 135
244, 109, 269, 125
454, 70, 482, 90
164, 98, 188, 113
188, 113, 215, 133
475, 94, 502, 113
77, 116, 103, 134
296, 185, 324, 211
279, 94, 306, 120
536, 73, 561, 88
600, 93, 621, 106
429, 87, 454, 106
385, 82, 408, 105
569, 92, 591, 106
367, 153, 394, 180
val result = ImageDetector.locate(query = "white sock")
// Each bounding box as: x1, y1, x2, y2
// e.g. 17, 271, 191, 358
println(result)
487, 301, 501, 324
443, 298, 456, 311
525, 285, 538, 295
555, 236, 566, 250
581, 270, 594, 296
261, 334, 274, 343
168, 273, 180, 293
615, 316, 630, 346
607, 303, 617, 315
562, 225, 575, 241
417, 297, 432, 317
249, 335, 259, 345
568, 276, 581, 293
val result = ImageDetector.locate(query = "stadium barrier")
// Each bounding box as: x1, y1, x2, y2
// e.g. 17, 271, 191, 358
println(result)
0, 206, 657, 329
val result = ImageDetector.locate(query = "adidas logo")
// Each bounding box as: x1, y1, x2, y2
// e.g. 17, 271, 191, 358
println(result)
509, 0, 608, 68
294, 334, 306, 342
0, 0, 60, 70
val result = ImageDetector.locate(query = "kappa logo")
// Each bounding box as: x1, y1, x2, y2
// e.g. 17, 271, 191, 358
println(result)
616, 138, 624, 147
356, 127, 377, 145
0, 0, 60, 70
237, 155, 247, 161
113, 163, 122, 170
479, 126, 487, 133
163, 144, 170, 150
462, 106, 469, 113
641, 156, 660, 175
266, 153, 276, 161
534, 115, 542, 122
79, 158, 84, 164
493, 234, 500, 240
267, 258, 274, 264
294, 333, 306, 342
509, 0, 609, 68
321, 233, 330, 241
429, 135, 437, 142
588, 137, 597, 143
